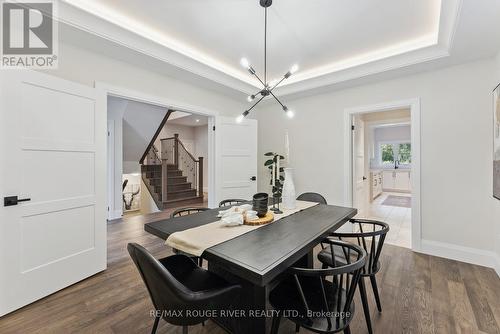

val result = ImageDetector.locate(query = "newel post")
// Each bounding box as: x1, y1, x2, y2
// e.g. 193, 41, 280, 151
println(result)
198, 157, 204, 198
174, 133, 179, 167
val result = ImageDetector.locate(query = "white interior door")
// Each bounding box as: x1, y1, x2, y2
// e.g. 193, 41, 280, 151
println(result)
215, 116, 258, 203
353, 115, 368, 216
0, 71, 106, 316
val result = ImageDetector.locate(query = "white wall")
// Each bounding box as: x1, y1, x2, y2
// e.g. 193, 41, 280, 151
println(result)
155, 123, 195, 150
254, 58, 500, 267
41, 42, 246, 116
374, 125, 411, 143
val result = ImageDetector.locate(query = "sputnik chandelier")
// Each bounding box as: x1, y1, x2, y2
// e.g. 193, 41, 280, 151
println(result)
236, 0, 298, 122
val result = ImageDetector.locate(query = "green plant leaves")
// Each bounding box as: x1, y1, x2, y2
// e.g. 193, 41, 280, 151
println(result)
264, 159, 274, 166
264, 152, 274, 156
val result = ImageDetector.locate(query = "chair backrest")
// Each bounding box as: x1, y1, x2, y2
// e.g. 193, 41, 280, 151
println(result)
127, 243, 192, 321
218, 199, 247, 207
331, 218, 389, 275
287, 240, 366, 328
170, 207, 210, 218
296, 192, 327, 204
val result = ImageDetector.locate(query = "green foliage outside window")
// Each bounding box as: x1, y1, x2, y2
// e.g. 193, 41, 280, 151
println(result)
399, 143, 411, 164
381, 144, 394, 164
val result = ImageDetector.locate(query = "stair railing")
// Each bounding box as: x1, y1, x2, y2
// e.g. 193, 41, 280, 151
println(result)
160, 134, 204, 201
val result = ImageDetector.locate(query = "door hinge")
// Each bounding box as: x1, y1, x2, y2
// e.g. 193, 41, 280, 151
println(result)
107, 206, 109, 211
212, 126, 216, 131
108, 131, 110, 136
351, 125, 355, 130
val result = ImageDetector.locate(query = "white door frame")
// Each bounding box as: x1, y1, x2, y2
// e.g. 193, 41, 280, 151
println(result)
343, 98, 422, 251
95, 82, 219, 209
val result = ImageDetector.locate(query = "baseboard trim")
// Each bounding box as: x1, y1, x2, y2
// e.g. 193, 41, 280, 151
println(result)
419, 239, 500, 277
108, 209, 122, 221
495, 254, 500, 277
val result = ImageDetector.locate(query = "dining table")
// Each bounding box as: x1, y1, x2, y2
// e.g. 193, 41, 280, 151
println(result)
144, 203, 357, 334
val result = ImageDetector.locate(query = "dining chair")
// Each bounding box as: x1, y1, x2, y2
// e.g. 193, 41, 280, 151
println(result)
297, 192, 328, 249
171, 207, 210, 217
170, 207, 210, 266
218, 198, 247, 207
297, 192, 327, 204
269, 239, 366, 334
317, 219, 389, 334
127, 243, 240, 334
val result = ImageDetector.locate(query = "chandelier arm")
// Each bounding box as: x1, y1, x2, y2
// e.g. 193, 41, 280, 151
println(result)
269, 76, 287, 92
250, 71, 267, 87
247, 95, 266, 113
268, 91, 286, 108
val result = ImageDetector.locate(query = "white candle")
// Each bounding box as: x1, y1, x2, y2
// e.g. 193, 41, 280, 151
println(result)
272, 161, 275, 187
276, 157, 280, 184
285, 130, 290, 164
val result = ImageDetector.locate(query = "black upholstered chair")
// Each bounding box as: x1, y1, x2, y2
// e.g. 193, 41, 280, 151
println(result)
297, 192, 327, 204
127, 243, 240, 334
269, 239, 366, 334
218, 199, 247, 207
170, 207, 210, 267
317, 219, 389, 334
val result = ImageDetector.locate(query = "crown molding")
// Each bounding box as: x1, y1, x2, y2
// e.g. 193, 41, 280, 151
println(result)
57, 0, 462, 97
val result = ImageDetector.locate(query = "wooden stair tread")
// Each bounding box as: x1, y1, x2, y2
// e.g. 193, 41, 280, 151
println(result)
167, 189, 196, 194
163, 195, 203, 204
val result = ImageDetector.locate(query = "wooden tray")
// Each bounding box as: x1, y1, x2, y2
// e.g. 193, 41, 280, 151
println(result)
244, 211, 274, 226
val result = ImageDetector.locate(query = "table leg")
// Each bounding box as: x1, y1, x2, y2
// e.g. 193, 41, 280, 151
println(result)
208, 263, 269, 334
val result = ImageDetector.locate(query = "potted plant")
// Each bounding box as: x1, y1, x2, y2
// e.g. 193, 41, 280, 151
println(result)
264, 152, 284, 212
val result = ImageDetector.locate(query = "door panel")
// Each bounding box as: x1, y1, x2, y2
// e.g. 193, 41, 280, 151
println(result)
216, 117, 258, 202
0, 71, 106, 316
352, 116, 367, 216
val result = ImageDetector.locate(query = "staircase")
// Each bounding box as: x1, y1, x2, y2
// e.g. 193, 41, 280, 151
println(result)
141, 133, 204, 210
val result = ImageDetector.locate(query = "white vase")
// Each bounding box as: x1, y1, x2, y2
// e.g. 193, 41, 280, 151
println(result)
282, 168, 296, 209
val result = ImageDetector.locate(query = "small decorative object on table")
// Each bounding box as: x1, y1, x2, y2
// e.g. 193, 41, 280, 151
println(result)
282, 168, 296, 209
264, 152, 284, 214
252, 192, 269, 217
244, 211, 274, 226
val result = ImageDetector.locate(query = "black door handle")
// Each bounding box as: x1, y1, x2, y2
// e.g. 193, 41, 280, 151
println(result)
4, 196, 31, 207
362, 176, 367, 180
250, 176, 257, 181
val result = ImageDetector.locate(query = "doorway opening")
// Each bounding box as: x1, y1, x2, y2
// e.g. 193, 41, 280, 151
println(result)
345, 99, 421, 251
106, 94, 215, 221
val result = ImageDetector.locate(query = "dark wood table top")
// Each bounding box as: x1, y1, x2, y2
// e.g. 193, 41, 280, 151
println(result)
145, 204, 356, 286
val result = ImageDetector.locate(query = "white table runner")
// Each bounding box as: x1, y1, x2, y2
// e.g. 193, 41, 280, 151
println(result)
165, 200, 319, 257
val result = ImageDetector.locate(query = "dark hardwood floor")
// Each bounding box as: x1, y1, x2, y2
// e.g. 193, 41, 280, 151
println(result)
1, 209, 499, 334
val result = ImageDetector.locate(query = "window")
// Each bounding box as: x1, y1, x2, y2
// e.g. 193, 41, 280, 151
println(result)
379, 142, 411, 165
381, 144, 394, 164
399, 143, 411, 164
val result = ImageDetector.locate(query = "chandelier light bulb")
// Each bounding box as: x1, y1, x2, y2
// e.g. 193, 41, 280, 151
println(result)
283, 106, 294, 118
247, 94, 255, 102
236, 110, 250, 123
240, 57, 250, 69
290, 64, 299, 74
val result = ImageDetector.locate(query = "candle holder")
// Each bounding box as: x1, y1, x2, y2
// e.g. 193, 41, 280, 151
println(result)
270, 194, 283, 214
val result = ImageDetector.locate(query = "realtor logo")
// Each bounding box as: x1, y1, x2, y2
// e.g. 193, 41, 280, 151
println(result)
1, 0, 58, 68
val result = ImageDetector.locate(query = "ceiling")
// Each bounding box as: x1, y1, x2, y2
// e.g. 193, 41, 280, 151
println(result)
59, 0, 500, 97
168, 113, 209, 127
